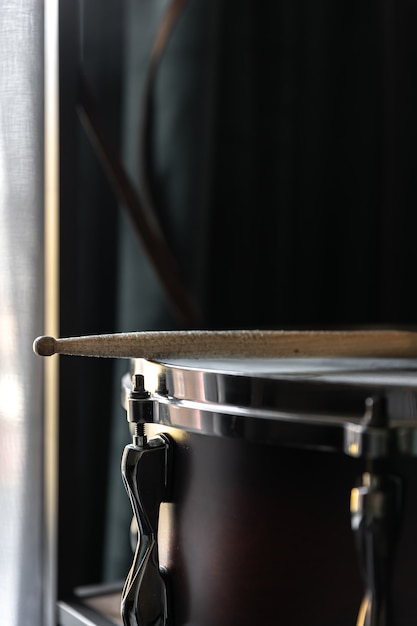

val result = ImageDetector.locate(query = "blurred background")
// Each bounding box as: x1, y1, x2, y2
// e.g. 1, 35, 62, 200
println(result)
1, 0, 417, 624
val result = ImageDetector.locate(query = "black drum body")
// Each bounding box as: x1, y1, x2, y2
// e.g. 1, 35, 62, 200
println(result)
155, 432, 363, 626
121, 358, 417, 626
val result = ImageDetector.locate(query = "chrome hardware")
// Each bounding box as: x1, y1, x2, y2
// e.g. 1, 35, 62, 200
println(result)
121, 378, 172, 626
344, 397, 390, 459
351, 472, 401, 626
121, 434, 171, 626
127, 374, 153, 434
350, 397, 401, 626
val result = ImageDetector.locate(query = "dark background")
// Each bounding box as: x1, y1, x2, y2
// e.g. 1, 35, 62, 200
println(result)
57, 0, 417, 596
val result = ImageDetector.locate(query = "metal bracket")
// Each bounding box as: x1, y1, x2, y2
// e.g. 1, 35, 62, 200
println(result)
127, 374, 154, 429
121, 375, 171, 626
121, 434, 171, 626
344, 396, 390, 459
351, 472, 401, 626
349, 397, 402, 626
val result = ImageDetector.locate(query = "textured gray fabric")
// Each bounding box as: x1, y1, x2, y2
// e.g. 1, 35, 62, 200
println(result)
0, 1, 44, 624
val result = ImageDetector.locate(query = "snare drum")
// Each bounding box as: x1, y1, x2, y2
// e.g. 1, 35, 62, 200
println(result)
121, 357, 417, 626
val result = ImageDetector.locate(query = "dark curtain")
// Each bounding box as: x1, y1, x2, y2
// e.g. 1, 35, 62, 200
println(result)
58, 0, 417, 589
104, 0, 417, 582
115, 0, 417, 333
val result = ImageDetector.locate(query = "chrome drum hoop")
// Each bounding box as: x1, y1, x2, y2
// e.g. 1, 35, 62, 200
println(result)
122, 357, 417, 458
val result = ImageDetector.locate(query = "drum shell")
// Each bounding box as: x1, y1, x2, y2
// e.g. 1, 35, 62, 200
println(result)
151, 424, 366, 626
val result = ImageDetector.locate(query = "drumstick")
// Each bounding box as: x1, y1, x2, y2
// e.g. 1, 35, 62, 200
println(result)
33, 329, 417, 360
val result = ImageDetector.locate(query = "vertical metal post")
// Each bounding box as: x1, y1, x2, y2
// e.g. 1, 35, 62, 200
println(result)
44, 0, 60, 623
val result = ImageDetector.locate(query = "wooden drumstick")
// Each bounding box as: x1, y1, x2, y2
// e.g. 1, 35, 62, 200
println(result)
33, 329, 417, 360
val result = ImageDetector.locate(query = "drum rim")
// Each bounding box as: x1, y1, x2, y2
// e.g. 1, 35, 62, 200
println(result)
121, 358, 417, 458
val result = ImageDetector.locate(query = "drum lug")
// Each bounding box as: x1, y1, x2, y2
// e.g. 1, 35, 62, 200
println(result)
350, 396, 402, 626
351, 472, 401, 626
121, 375, 172, 626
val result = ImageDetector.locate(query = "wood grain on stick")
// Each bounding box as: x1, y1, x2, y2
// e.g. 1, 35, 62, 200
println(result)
33, 330, 417, 360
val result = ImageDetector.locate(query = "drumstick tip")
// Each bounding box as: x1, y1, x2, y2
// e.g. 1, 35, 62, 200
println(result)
33, 335, 57, 357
